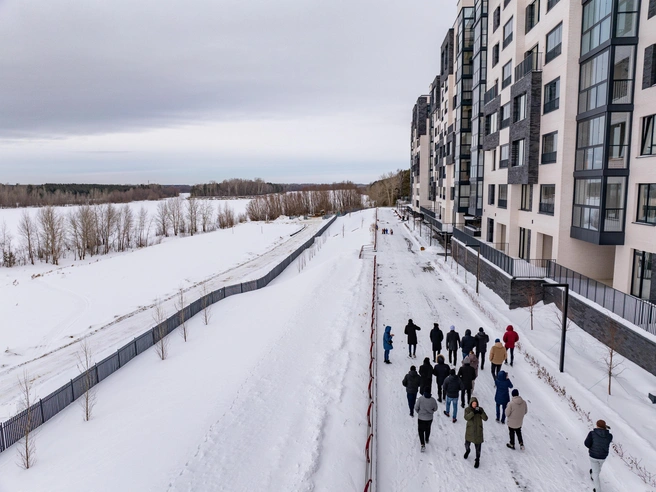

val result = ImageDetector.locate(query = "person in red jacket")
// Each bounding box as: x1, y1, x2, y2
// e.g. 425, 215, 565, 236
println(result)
503, 325, 519, 366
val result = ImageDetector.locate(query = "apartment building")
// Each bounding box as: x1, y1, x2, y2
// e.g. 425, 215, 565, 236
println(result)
412, 0, 656, 302
411, 96, 431, 211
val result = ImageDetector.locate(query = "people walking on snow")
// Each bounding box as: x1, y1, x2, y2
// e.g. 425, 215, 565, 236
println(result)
383, 326, 394, 364
585, 420, 613, 492
390, 229, 393, 235
503, 325, 520, 366
461, 329, 476, 360
419, 358, 433, 396
464, 397, 488, 469
415, 391, 438, 452
429, 323, 444, 363
446, 325, 461, 365
468, 350, 480, 379
443, 368, 464, 423
489, 338, 507, 379
458, 356, 477, 408
475, 327, 490, 370
433, 354, 450, 402
505, 389, 528, 450
405, 319, 421, 358
402, 366, 421, 417
494, 370, 514, 424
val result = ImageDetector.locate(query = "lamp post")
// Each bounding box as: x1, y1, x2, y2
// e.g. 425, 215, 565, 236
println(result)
469, 244, 481, 295
542, 283, 570, 373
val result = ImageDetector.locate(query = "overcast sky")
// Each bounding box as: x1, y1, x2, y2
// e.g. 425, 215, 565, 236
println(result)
0, 0, 454, 185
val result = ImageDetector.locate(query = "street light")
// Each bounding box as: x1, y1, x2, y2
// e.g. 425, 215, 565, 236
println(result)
469, 244, 481, 295
542, 283, 570, 373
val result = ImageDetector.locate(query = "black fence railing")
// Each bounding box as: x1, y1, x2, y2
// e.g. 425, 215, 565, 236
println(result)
539, 202, 555, 215
544, 98, 560, 113
541, 151, 557, 164
484, 83, 499, 105
545, 43, 562, 64
0, 215, 339, 454
515, 52, 542, 81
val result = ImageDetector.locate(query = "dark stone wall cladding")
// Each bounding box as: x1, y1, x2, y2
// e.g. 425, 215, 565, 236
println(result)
508, 71, 541, 185
451, 239, 656, 376
441, 29, 455, 80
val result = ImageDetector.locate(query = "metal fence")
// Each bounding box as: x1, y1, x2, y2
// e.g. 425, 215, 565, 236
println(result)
0, 215, 339, 453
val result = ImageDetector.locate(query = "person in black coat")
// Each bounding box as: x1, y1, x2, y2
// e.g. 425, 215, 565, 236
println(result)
429, 323, 444, 363
418, 358, 433, 396
585, 419, 613, 492
457, 356, 477, 408
432, 354, 450, 402
404, 319, 421, 358
443, 368, 464, 422
402, 366, 421, 417
475, 327, 490, 370
446, 325, 461, 365
461, 329, 476, 360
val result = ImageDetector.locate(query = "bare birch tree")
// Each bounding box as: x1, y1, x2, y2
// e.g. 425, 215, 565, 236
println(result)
17, 371, 36, 469
135, 206, 150, 248
152, 300, 169, 360
186, 197, 199, 236
76, 339, 96, 421
168, 197, 184, 236
37, 206, 66, 265
156, 201, 170, 237
18, 211, 37, 265
199, 200, 214, 233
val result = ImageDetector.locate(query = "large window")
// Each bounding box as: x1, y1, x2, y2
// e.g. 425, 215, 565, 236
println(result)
503, 18, 514, 49
547, 0, 560, 11
500, 144, 510, 168
573, 178, 602, 230
488, 184, 496, 205
581, 0, 612, 56
512, 139, 525, 166
637, 184, 656, 224
526, 0, 540, 32
576, 115, 606, 170
539, 185, 556, 214
612, 46, 635, 104
498, 184, 508, 208
520, 184, 532, 211
502, 61, 513, 88
519, 227, 531, 260
542, 131, 558, 163
500, 103, 511, 128
603, 176, 626, 231
641, 115, 656, 155
616, 0, 639, 37
608, 112, 630, 169
514, 93, 527, 122
492, 43, 500, 67
493, 6, 501, 31
544, 78, 560, 113
643, 45, 656, 89
632, 250, 653, 300
579, 50, 609, 113
546, 24, 563, 63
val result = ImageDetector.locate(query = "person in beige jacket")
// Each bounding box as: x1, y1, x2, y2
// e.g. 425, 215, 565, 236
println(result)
488, 338, 507, 380
505, 389, 528, 450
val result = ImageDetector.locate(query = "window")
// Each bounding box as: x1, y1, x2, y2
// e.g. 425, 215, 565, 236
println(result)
486, 112, 498, 134
503, 18, 514, 49
512, 139, 525, 166
539, 185, 556, 214
519, 227, 531, 260
514, 93, 527, 122
579, 50, 609, 113
581, 0, 612, 56
500, 103, 511, 128
492, 43, 500, 67
492, 148, 497, 170
650, 0, 656, 19
500, 144, 510, 167
608, 112, 630, 169
542, 131, 558, 163
573, 178, 602, 230
604, 176, 626, 231
547, 0, 560, 11
631, 250, 653, 300
642, 45, 656, 90
616, 0, 638, 37
502, 61, 513, 88
488, 184, 496, 205
642, 115, 656, 155
637, 184, 656, 224
545, 24, 562, 63
544, 78, 560, 113
498, 184, 508, 208
493, 6, 501, 31
526, 0, 540, 32
612, 45, 634, 104
520, 184, 533, 211
575, 115, 605, 170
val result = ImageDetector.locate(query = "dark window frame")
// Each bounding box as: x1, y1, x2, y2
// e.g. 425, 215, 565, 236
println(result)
498, 184, 508, 208
526, 0, 540, 33
492, 43, 500, 67
493, 6, 501, 31
541, 131, 558, 164
520, 184, 533, 211
503, 17, 514, 49
511, 139, 526, 167
636, 183, 656, 224
641, 115, 656, 156
488, 184, 496, 205
544, 77, 560, 113
545, 23, 563, 64
539, 184, 556, 215
502, 60, 513, 88
500, 144, 510, 168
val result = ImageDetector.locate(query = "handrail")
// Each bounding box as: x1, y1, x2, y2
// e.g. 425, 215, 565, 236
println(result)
363, 256, 378, 491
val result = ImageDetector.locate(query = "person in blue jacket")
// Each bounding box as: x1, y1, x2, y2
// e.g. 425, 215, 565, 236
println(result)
383, 326, 394, 364
494, 370, 513, 423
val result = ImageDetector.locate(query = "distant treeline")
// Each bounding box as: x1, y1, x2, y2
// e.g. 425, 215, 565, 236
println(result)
190, 178, 367, 198
0, 184, 191, 209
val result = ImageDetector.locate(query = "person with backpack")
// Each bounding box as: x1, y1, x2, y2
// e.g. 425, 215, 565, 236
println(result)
457, 356, 477, 408
419, 358, 433, 396
432, 354, 450, 402
505, 389, 528, 450
494, 370, 514, 424
585, 420, 613, 492
415, 391, 438, 452
402, 365, 421, 417
446, 325, 461, 365
443, 368, 464, 423
429, 323, 444, 363
489, 338, 507, 379
475, 327, 490, 370
460, 329, 476, 361
383, 326, 394, 364
463, 397, 488, 469
503, 325, 520, 366
404, 319, 421, 358
467, 350, 479, 380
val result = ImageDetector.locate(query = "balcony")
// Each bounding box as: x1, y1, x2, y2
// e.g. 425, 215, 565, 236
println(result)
539, 202, 555, 215
484, 84, 499, 105
514, 53, 542, 82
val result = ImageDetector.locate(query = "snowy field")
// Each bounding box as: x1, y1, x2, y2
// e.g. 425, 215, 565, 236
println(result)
0, 210, 376, 492
1, 207, 654, 492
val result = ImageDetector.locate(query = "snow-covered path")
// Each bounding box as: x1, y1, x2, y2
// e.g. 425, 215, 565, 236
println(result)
375, 208, 641, 492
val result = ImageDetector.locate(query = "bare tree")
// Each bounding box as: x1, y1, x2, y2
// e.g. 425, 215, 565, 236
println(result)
186, 197, 199, 236
217, 202, 236, 229
134, 206, 150, 248
152, 300, 169, 360
168, 197, 184, 236
175, 287, 188, 341
115, 204, 134, 252
97, 203, 117, 254
17, 371, 36, 469
0, 221, 16, 267
37, 206, 66, 265
76, 339, 96, 421
604, 321, 624, 395
526, 282, 539, 330
199, 200, 214, 233
156, 201, 170, 237
201, 282, 213, 326
18, 211, 37, 265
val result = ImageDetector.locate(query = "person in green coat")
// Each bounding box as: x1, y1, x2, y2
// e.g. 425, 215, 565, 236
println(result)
463, 396, 488, 469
